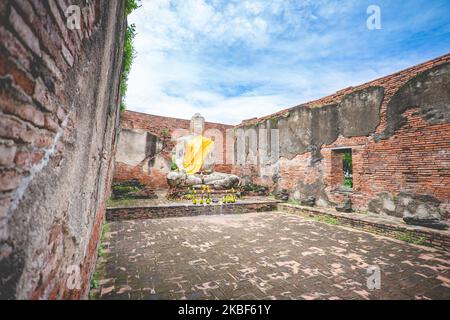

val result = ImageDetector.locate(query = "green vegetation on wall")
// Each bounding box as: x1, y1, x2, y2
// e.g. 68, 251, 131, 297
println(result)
120, 0, 140, 112
342, 151, 353, 188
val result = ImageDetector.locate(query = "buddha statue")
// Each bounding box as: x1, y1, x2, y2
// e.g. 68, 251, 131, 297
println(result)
167, 113, 240, 190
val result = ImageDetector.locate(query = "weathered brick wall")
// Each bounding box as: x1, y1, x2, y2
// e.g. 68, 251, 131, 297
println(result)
235, 54, 450, 218
113, 111, 233, 189
0, 1, 126, 299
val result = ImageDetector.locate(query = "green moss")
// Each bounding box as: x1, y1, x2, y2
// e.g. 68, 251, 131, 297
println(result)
287, 199, 301, 206
281, 111, 290, 118
269, 116, 279, 127
243, 183, 269, 193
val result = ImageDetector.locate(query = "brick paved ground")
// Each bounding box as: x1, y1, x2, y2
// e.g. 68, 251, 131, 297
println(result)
92, 212, 450, 300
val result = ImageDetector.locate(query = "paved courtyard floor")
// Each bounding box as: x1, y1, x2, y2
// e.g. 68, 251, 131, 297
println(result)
92, 212, 450, 300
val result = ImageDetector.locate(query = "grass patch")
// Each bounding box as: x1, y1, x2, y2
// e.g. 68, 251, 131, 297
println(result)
313, 215, 340, 225
343, 177, 353, 189
97, 223, 110, 258
107, 198, 138, 207
90, 274, 99, 290
396, 231, 429, 246
112, 185, 140, 194
101, 223, 110, 241
111, 180, 144, 199
89, 222, 110, 299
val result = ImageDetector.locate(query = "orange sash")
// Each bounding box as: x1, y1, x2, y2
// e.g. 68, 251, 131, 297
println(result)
183, 135, 213, 175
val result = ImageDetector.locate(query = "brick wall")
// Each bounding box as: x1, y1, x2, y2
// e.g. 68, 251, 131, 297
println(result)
234, 54, 450, 217
113, 111, 233, 189
0, 1, 126, 299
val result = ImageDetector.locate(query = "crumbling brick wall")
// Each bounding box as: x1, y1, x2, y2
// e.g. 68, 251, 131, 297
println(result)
113, 111, 233, 189
0, 0, 126, 299
113, 55, 449, 220
235, 54, 450, 218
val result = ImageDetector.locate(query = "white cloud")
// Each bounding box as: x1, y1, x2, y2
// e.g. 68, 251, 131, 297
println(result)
125, 0, 442, 124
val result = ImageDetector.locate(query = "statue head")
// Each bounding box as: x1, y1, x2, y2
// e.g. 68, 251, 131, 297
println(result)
190, 113, 205, 136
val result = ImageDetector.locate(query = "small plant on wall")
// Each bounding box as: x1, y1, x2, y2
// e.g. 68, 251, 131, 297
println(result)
120, 0, 140, 112
160, 128, 170, 138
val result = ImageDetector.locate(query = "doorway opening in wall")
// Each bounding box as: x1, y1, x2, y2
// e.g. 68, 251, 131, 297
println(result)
331, 148, 353, 191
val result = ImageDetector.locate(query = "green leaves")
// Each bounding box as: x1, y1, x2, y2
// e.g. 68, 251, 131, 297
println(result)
125, 0, 140, 15
120, 1, 140, 111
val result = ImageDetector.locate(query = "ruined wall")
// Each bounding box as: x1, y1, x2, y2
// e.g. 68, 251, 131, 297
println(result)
235, 54, 450, 219
0, 0, 126, 299
113, 111, 233, 189
113, 54, 449, 220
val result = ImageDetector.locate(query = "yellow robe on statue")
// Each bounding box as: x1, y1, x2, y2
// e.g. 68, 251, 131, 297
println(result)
183, 135, 213, 175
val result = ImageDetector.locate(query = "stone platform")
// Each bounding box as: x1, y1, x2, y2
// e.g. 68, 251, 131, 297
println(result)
106, 198, 279, 221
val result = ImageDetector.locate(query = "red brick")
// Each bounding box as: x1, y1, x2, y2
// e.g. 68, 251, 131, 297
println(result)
0, 198, 11, 220
33, 78, 56, 112
0, 25, 33, 72
61, 44, 74, 67
41, 51, 63, 81
44, 115, 60, 133
0, 92, 45, 128
0, 170, 22, 192
9, 7, 41, 57
0, 144, 17, 166
18, 0, 72, 73
0, 116, 27, 141
0, 55, 35, 96
31, 150, 45, 165
14, 150, 30, 168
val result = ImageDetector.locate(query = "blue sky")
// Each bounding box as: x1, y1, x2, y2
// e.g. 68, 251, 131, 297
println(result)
126, 0, 450, 124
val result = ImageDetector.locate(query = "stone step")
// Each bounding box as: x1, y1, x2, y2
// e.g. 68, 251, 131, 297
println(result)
168, 189, 239, 200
